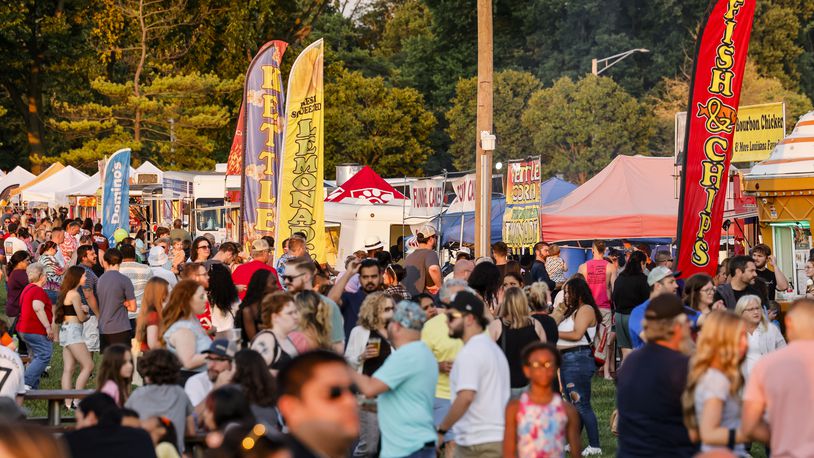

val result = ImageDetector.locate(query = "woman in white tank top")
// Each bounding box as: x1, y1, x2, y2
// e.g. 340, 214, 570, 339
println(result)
555, 276, 603, 456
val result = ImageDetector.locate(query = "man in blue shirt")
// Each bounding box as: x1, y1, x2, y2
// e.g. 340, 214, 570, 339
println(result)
628, 266, 680, 349
352, 301, 439, 458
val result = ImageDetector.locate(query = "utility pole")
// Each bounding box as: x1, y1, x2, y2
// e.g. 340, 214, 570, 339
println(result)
474, 0, 494, 258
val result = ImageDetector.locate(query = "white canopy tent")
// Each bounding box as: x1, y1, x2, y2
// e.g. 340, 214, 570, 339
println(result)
55, 172, 101, 204
0, 166, 36, 197
21, 166, 90, 204
135, 161, 163, 184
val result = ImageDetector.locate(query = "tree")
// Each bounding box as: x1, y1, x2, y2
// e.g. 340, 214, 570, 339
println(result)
0, 0, 99, 169
41, 72, 240, 171
446, 70, 542, 171
38, 0, 243, 171
749, 0, 814, 91
645, 61, 813, 155
522, 75, 652, 183
324, 66, 436, 178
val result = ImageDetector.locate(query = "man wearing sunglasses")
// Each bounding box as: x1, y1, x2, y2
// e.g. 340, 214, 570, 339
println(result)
436, 291, 510, 458
232, 238, 279, 300
277, 351, 360, 458
334, 258, 384, 339
352, 301, 438, 458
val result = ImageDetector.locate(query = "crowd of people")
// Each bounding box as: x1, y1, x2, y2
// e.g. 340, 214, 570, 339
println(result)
0, 210, 812, 458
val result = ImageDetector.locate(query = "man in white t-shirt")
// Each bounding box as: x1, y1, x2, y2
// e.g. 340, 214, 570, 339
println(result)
436, 291, 509, 457
185, 339, 235, 416
118, 244, 153, 329
0, 345, 26, 402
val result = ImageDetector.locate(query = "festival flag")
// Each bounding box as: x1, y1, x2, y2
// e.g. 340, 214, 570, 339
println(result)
101, 148, 131, 243
276, 39, 325, 262
226, 103, 245, 203
676, 0, 756, 277
239, 40, 288, 246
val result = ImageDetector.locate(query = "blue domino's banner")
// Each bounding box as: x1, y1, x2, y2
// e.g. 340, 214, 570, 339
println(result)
102, 148, 132, 243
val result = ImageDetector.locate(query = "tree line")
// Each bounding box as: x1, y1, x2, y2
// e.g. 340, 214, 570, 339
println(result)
0, 0, 811, 183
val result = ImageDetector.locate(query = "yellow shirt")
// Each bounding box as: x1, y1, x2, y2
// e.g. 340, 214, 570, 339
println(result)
421, 314, 463, 399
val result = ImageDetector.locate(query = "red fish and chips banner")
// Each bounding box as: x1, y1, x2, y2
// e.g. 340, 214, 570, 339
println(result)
503, 156, 541, 249
239, 40, 288, 246
676, 0, 756, 278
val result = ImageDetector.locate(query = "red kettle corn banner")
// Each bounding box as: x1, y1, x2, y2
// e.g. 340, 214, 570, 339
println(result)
676, 0, 756, 277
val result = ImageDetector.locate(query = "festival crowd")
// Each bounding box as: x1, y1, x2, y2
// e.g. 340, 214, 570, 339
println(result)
0, 210, 813, 458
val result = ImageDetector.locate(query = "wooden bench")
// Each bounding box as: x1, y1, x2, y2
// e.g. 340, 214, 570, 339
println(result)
24, 389, 95, 426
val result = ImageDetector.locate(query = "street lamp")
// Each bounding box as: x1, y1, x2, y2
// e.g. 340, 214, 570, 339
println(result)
495, 161, 503, 171
591, 48, 649, 75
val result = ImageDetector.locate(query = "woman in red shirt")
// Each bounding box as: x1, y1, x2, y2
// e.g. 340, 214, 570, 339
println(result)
17, 262, 55, 389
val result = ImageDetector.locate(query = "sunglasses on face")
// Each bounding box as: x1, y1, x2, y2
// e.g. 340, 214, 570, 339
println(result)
328, 383, 360, 400
197, 245, 210, 250
383, 306, 394, 312
282, 273, 306, 282
445, 311, 463, 321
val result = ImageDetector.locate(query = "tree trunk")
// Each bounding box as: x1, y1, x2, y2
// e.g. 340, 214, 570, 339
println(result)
133, 0, 147, 143
25, 4, 46, 171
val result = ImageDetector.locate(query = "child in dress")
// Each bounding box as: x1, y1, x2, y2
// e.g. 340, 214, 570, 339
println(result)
503, 342, 581, 457
545, 244, 568, 288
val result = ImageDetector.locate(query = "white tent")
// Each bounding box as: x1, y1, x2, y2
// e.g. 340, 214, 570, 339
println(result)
21, 166, 90, 204
55, 172, 101, 204
135, 161, 163, 184
0, 166, 36, 197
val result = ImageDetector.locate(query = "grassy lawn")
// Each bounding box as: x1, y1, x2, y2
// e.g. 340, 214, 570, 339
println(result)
0, 281, 98, 419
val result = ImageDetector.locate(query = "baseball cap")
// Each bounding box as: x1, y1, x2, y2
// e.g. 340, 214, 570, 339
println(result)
251, 238, 270, 252
202, 338, 237, 359
363, 235, 383, 251
647, 266, 681, 286
147, 246, 168, 267
645, 293, 686, 320
390, 301, 427, 331
448, 290, 485, 320
415, 224, 437, 240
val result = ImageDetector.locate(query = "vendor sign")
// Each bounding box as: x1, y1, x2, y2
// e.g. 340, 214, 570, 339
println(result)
410, 178, 445, 217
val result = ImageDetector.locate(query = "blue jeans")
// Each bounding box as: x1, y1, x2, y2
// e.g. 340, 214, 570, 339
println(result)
404, 445, 435, 458
561, 347, 600, 447
45, 289, 59, 305
20, 332, 52, 388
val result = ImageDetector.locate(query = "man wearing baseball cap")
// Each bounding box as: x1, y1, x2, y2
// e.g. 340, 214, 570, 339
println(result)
436, 291, 509, 457
616, 294, 697, 457
352, 301, 439, 458
231, 238, 280, 300
402, 224, 442, 297
627, 266, 680, 349
185, 338, 236, 415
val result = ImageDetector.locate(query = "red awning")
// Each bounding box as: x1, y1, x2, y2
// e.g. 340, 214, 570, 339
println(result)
540, 155, 678, 242
325, 166, 406, 204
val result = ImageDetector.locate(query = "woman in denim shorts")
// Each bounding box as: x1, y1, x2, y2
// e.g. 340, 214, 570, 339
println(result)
56, 266, 94, 409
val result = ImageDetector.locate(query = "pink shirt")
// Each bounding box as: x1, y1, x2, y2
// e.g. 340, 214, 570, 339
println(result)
743, 340, 814, 457
585, 259, 611, 309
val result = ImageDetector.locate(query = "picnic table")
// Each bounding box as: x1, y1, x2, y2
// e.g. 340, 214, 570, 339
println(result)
24, 389, 95, 426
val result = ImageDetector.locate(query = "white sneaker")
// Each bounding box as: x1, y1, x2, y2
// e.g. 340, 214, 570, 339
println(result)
582, 446, 602, 456
564, 444, 570, 453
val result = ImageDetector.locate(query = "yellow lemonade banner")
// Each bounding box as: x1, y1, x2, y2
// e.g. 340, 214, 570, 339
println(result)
277, 39, 326, 263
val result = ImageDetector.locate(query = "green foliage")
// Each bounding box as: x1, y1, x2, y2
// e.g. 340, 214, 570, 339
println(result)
43, 72, 241, 172
324, 66, 436, 178
446, 70, 542, 171
522, 75, 652, 183
750, 0, 814, 91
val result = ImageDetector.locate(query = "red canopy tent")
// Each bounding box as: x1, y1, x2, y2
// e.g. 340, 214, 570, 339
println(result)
540, 155, 678, 242
325, 165, 406, 204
